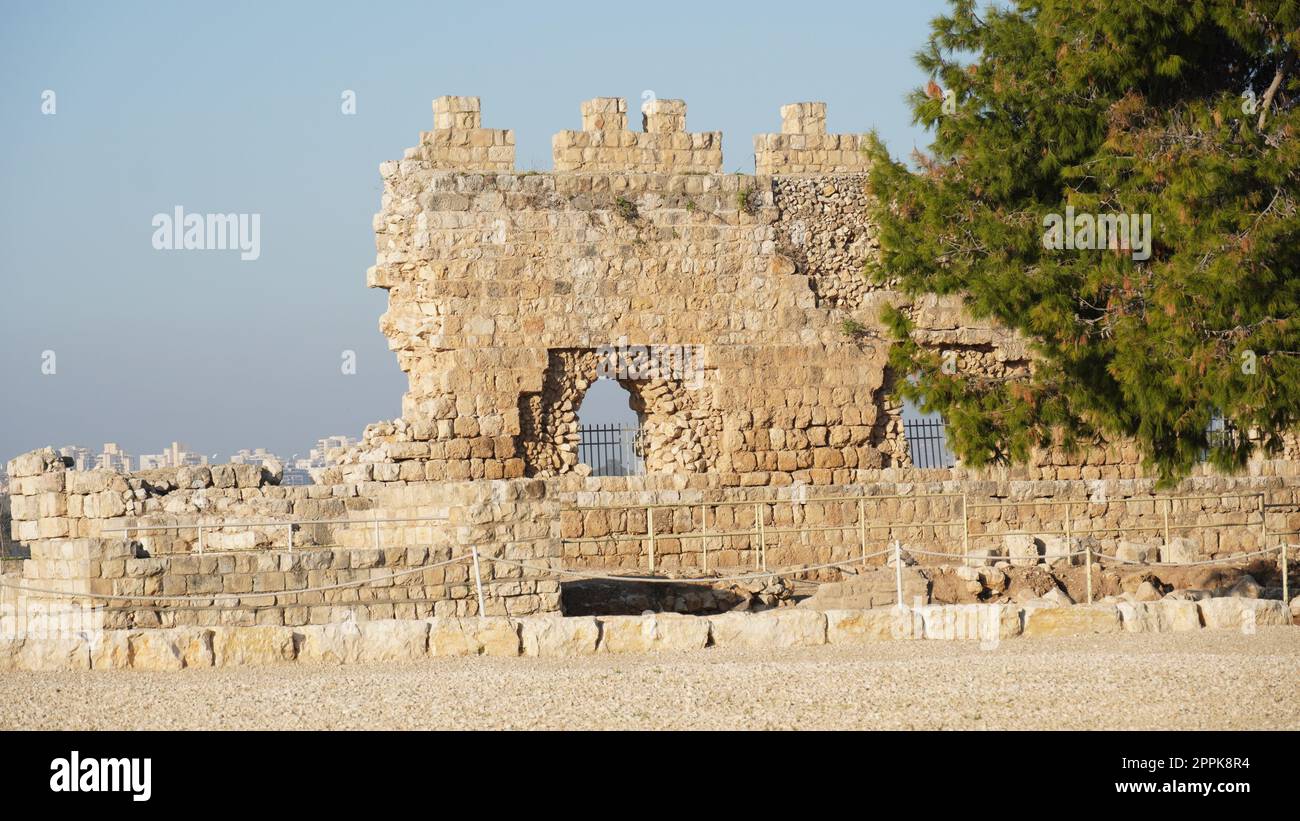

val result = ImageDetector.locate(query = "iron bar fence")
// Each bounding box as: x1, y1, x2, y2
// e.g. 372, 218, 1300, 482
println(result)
902, 416, 956, 469
578, 423, 645, 477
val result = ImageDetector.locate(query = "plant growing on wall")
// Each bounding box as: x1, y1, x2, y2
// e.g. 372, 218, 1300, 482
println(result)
866, 0, 1300, 484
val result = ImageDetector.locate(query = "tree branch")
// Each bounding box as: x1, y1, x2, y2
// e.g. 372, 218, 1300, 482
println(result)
1257, 54, 1293, 130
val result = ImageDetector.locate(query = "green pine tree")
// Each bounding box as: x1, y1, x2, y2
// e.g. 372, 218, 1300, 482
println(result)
867, 0, 1300, 484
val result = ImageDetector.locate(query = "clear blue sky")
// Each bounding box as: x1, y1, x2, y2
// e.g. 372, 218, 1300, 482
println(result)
0, 0, 949, 464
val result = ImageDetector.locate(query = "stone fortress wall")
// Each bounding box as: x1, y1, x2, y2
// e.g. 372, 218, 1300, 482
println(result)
4, 95, 1299, 631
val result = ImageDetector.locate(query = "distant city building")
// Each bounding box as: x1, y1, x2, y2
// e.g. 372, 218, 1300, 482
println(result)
138, 442, 210, 470
58, 446, 93, 471
230, 447, 283, 467
94, 443, 133, 473
293, 435, 358, 470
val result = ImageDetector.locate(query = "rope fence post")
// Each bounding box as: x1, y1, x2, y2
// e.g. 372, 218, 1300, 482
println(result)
646, 506, 655, 574
197, 524, 204, 555
702, 505, 710, 575
858, 496, 867, 566
287, 523, 294, 553
471, 545, 486, 619
961, 492, 969, 560
372, 515, 380, 551
1258, 494, 1267, 558
1281, 542, 1289, 606
893, 539, 903, 606
1163, 497, 1171, 545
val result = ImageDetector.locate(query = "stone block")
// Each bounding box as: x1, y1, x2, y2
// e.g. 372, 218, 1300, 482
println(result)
1197, 597, 1291, 630
1022, 604, 1122, 638
427, 616, 520, 657
707, 609, 826, 649
519, 615, 600, 656
824, 607, 912, 642
596, 614, 710, 653
356, 619, 429, 662
211, 625, 296, 666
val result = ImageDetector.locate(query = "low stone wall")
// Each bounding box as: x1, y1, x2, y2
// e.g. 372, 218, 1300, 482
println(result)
0, 598, 1292, 671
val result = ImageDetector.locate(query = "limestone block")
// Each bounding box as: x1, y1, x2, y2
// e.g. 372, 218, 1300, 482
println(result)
1197, 597, 1291, 630
596, 613, 710, 653
356, 620, 429, 662
427, 616, 520, 657
128, 630, 184, 671
211, 625, 296, 666
825, 607, 912, 642
294, 621, 362, 664
16, 634, 91, 671
519, 615, 600, 656
1155, 600, 1202, 632
0, 639, 23, 672
1160, 537, 1201, 564
1022, 604, 1122, 638
922, 603, 1021, 640
707, 609, 826, 649
1005, 534, 1041, 567
90, 631, 131, 669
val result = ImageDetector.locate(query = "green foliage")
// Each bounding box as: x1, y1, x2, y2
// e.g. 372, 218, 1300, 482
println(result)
736, 178, 756, 214
867, 0, 1300, 484
615, 196, 638, 221
841, 317, 869, 337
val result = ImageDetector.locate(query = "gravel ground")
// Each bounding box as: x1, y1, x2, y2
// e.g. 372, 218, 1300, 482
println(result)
1, 629, 1297, 730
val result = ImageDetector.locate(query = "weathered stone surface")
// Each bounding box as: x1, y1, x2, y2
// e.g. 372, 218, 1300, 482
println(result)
128, 630, 184, 671
89, 632, 131, 669
1115, 540, 1159, 564
1005, 534, 1040, 567
1022, 604, 1122, 638
294, 621, 362, 665
212, 625, 296, 666
356, 620, 428, 662
427, 617, 520, 657
1156, 600, 1203, 632
825, 607, 911, 642
1198, 597, 1291, 630
518, 615, 600, 656
1160, 537, 1201, 564
921, 603, 1021, 641
597, 613, 710, 653
708, 609, 826, 649
15, 634, 91, 671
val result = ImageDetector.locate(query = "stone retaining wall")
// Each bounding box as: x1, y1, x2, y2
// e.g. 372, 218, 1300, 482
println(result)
0, 598, 1292, 671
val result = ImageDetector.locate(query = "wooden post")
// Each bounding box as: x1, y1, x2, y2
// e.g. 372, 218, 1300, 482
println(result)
755, 503, 767, 571
893, 539, 904, 606
858, 496, 867, 566
471, 545, 486, 619
702, 505, 710, 575
647, 506, 655, 574
1163, 497, 1171, 545
961, 493, 970, 560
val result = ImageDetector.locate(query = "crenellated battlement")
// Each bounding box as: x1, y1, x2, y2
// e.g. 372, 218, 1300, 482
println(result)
393, 96, 870, 175
754, 102, 873, 175
552, 97, 723, 174
406, 95, 516, 171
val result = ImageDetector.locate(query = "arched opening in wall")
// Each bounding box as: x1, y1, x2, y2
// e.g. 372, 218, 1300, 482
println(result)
576, 378, 645, 477
901, 398, 956, 469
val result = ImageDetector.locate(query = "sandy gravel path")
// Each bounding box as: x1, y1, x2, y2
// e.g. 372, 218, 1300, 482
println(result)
1, 628, 1296, 730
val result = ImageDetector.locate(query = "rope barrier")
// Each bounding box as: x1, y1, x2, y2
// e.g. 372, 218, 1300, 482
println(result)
1090, 547, 1283, 567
